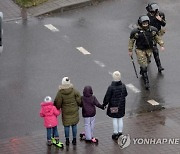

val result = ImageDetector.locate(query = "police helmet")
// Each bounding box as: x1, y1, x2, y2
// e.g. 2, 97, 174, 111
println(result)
138, 15, 150, 27
146, 3, 159, 13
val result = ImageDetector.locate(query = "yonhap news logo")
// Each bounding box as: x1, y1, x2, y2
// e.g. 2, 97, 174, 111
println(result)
133, 138, 180, 145
118, 134, 131, 149
117, 135, 180, 149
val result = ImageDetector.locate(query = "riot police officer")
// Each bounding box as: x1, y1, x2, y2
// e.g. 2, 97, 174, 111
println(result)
128, 15, 165, 90
146, 3, 166, 72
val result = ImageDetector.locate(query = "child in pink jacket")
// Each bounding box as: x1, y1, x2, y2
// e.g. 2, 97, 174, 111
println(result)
40, 96, 61, 146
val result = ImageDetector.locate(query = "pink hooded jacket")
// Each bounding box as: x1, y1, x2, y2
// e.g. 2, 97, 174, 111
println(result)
40, 102, 60, 128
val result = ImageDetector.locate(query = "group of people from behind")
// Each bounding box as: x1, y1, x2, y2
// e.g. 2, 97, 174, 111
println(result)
39, 1, 166, 148
40, 71, 128, 146
128, 2, 166, 90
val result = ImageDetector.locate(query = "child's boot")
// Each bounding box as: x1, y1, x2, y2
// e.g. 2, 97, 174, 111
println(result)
55, 138, 59, 144
91, 137, 98, 143
47, 140, 52, 146
80, 132, 85, 140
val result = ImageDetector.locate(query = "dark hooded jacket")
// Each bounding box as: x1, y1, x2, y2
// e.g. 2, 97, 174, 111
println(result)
81, 86, 103, 117
103, 81, 128, 118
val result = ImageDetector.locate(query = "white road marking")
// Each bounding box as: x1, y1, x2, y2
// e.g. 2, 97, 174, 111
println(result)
44, 24, 59, 32
147, 100, 159, 106
76, 47, 91, 55
126, 83, 141, 93
108, 72, 112, 75
94, 60, 105, 67
15, 21, 20, 24
128, 23, 137, 30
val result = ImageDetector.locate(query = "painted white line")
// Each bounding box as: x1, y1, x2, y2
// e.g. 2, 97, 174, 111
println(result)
15, 21, 20, 24
128, 23, 137, 30
44, 24, 59, 32
94, 60, 105, 67
147, 100, 159, 106
108, 72, 112, 75
76, 47, 91, 55
128, 24, 134, 30
126, 83, 141, 93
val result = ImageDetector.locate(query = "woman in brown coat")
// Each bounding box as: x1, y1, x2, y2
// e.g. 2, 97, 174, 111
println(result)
54, 77, 81, 146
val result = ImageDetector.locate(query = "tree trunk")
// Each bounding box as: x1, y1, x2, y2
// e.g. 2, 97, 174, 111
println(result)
21, 6, 27, 20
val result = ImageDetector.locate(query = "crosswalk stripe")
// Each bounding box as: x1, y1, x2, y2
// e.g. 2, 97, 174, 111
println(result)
94, 60, 105, 67
108, 72, 112, 75
44, 24, 59, 32
126, 83, 141, 93
76, 47, 91, 55
147, 99, 159, 106
128, 23, 137, 30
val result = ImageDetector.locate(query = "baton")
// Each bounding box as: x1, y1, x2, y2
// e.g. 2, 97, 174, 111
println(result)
130, 56, 138, 78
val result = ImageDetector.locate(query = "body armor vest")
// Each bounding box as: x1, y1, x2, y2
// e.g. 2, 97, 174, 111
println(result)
130, 26, 157, 50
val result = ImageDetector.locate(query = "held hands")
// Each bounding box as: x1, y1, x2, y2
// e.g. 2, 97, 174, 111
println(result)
101, 104, 106, 110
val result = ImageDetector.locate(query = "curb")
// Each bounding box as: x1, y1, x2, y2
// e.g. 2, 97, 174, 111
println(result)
27, 0, 92, 17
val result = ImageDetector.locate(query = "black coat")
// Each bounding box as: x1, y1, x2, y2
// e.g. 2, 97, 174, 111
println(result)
103, 81, 128, 118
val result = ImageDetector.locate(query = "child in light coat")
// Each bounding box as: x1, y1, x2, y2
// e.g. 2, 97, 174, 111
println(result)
40, 96, 61, 146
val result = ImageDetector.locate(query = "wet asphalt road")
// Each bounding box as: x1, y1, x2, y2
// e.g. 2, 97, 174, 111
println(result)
0, 0, 180, 139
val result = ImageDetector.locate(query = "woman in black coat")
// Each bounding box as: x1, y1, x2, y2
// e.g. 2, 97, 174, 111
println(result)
103, 71, 128, 140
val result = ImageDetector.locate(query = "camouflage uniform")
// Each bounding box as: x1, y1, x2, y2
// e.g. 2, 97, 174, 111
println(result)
146, 3, 166, 72
128, 26, 164, 68
128, 15, 164, 90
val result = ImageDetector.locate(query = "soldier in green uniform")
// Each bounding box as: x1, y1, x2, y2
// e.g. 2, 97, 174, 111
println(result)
128, 15, 165, 90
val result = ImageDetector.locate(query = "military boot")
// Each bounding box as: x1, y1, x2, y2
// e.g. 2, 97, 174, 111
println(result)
155, 58, 164, 72
144, 74, 150, 90
153, 47, 164, 73
140, 67, 143, 76
144, 81, 150, 90
142, 67, 150, 90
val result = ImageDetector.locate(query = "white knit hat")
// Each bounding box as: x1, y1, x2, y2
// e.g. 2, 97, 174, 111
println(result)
44, 96, 52, 102
112, 71, 121, 81
62, 77, 71, 85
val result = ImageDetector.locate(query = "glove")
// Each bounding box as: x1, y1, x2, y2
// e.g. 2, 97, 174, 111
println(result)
101, 104, 106, 110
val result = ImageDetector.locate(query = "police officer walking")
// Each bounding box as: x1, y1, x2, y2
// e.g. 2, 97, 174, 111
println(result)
146, 3, 166, 72
128, 15, 165, 90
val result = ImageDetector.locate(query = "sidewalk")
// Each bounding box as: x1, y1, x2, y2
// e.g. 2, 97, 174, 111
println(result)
1, 107, 180, 154
0, 0, 92, 21
0, 0, 21, 21
1, 1, 180, 154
